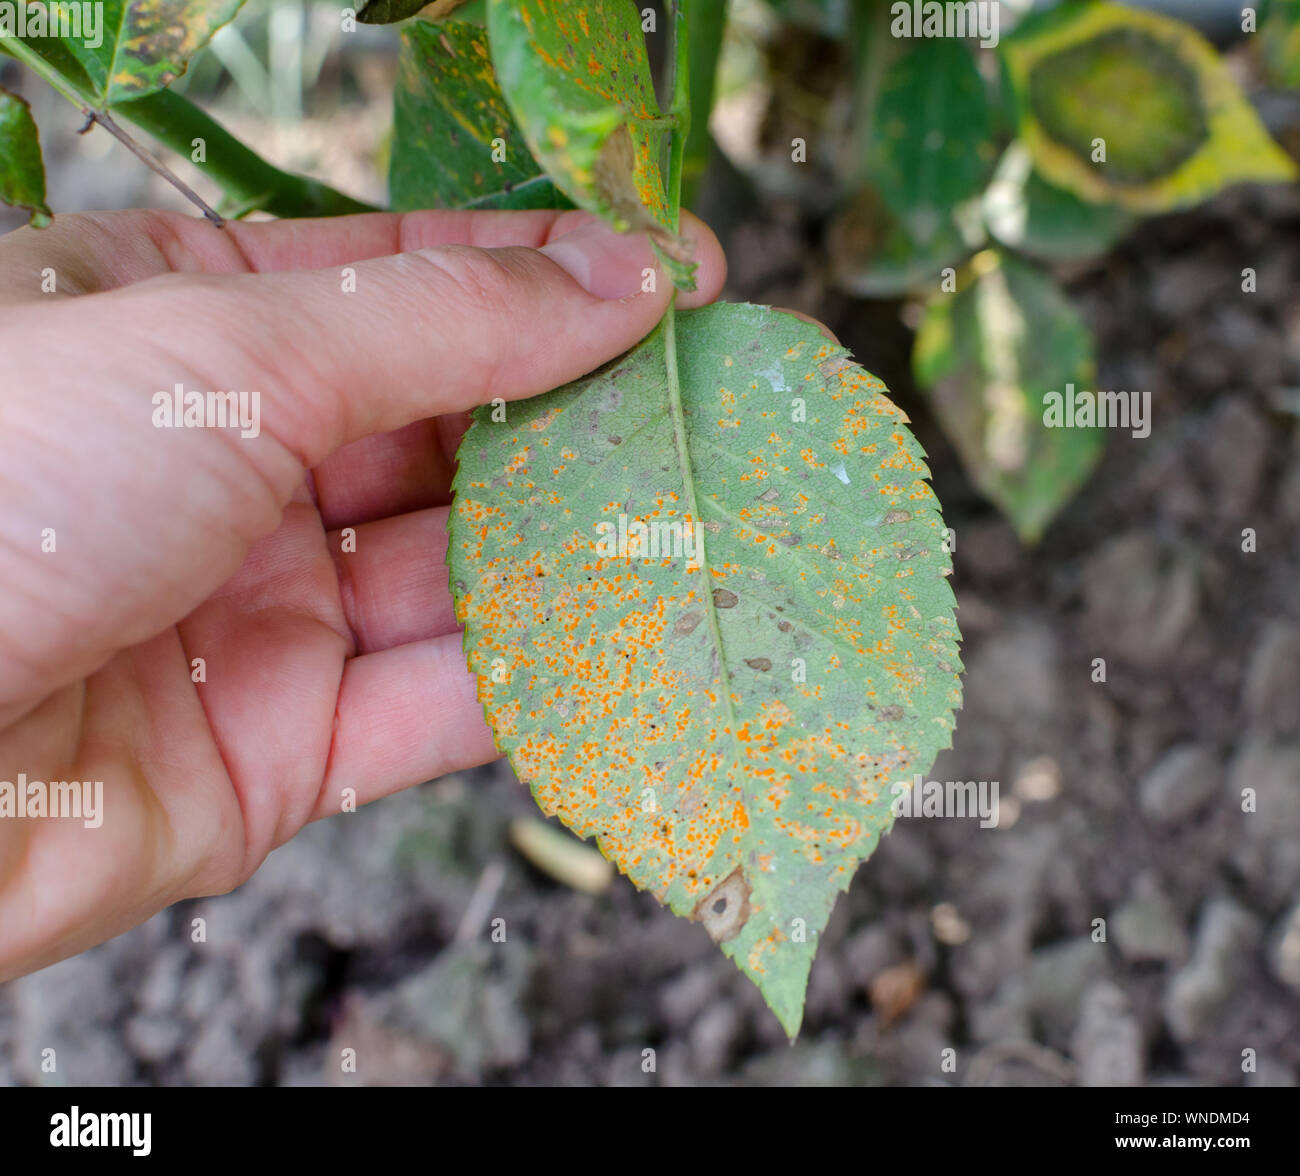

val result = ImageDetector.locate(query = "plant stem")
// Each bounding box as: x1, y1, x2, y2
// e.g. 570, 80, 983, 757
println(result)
2, 36, 225, 222
3, 36, 378, 221
846, 0, 892, 192
665, 0, 690, 235
86, 108, 227, 224
114, 90, 378, 220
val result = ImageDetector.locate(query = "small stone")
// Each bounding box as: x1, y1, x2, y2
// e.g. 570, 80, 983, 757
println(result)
1138, 745, 1220, 825
1082, 533, 1201, 668
1072, 981, 1144, 1087
125, 1013, 185, 1064
1241, 621, 1300, 737
1028, 937, 1110, 1049
1164, 898, 1263, 1043
689, 999, 742, 1078
1268, 902, 1300, 994
1112, 873, 1190, 963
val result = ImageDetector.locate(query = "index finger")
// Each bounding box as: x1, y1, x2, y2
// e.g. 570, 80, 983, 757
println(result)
0, 206, 632, 302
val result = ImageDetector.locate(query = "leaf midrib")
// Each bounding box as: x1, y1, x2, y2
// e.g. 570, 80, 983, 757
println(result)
662, 307, 743, 745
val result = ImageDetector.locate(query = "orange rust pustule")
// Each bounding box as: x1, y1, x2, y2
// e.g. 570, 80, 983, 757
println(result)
692, 867, 752, 943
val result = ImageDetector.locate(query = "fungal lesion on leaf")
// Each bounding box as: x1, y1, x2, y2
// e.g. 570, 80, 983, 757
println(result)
692, 867, 752, 943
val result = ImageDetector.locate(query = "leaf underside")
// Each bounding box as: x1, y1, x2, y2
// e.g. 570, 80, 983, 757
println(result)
450, 303, 962, 1034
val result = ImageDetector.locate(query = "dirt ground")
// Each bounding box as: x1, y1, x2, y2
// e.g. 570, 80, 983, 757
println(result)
2, 36, 1298, 1088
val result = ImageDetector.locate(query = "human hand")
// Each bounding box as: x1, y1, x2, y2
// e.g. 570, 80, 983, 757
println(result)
0, 207, 726, 980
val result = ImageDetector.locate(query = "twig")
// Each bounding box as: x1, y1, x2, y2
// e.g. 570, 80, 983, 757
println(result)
83, 108, 226, 227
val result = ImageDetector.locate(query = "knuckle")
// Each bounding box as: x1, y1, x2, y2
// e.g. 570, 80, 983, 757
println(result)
412, 244, 535, 320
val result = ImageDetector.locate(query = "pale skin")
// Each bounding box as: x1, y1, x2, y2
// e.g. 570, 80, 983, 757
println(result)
0, 207, 728, 981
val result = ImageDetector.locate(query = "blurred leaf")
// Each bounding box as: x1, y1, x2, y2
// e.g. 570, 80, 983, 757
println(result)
829, 187, 981, 299
868, 38, 997, 243
450, 302, 962, 1036
0, 86, 51, 226
359, 0, 473, 21
486, 0, 696, 288
357, 0, 429, 21
390, 19, 566, 210
1001, 2, 1297, 211
59, 0, 245, 106
914, 251, 1102, 543
1261, 0, 1300, 88
681, 0, 728, 208
983, 143, 1136, 263
763, 0, 850, 37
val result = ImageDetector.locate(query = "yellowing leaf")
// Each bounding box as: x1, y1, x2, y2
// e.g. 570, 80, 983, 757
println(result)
390, 20, 566, 210
450, 303, 962, 1035
486, 0, 696, 288
914, 251, 1102, 544
60, 0, 245, 106
1000, 2, 1297, 212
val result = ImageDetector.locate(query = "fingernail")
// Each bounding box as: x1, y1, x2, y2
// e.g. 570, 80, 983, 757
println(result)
541, 220, 656, 300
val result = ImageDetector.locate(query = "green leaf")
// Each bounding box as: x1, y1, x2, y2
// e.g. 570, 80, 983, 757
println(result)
868, 37, 997, 243
48, 0, 245, 106
983, 143, 1136, 264
914, 251, 1102, 544
1000, 2, 1297, 211
358, 0, 478, 23
486, 0, 696, 288
1261, 0, 1300, 88
449, 302, 963, 1036
681, 0, 728, 208
1, 35, 96, 99
390, 19, 567, 210
0, 86, 51, 226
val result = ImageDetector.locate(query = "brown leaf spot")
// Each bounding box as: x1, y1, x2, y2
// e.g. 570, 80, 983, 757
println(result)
745, 657, 772, 672
878, 705, 904, 721
884, 509, 912, 524
692, 868, 752, 943
674, 609, 703, 635
712, 588, 739, 609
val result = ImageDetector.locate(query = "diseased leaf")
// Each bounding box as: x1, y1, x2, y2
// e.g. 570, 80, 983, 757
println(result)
58, 0, 244, 106
487, 0, 696, 288
914, 251, 1102, 544
868, 37, 997, 244
983, 143, 1136, 264
450, 302, 962, 1035
0, 86, 51, 226
1000, 2, 1297, 211
359, 0, 474, 24
391, 19, 567, 211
